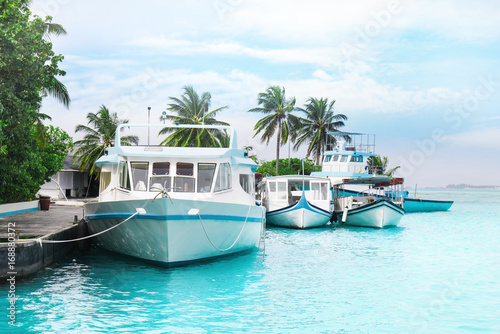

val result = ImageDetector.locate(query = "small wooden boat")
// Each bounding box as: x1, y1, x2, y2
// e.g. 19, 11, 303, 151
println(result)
332, 177, 405, 228
260, 175, 332, 229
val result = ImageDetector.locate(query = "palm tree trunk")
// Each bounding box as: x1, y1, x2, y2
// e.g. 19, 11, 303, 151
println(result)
276, 121, 281, 175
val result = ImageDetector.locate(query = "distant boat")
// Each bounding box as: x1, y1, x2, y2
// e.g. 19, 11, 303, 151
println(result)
311, 131, 453, 213
260, 174, 332, 229
341, 188, 453, 213
84, 124, 266, 267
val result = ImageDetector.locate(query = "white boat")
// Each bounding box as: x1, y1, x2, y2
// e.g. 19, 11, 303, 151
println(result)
260, 175, 332, 229
84, 124, 266, 267
332, 177, 405, 228
312, 131, 453, 213
310, 132, 405, 228
340, 188, 453, 213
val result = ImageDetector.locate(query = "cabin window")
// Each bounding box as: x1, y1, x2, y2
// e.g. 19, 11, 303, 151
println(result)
269, 181, 276, 193
176, 162, 194, 176
150, 162, 170, 192
131, 162, 149, 191
214, 163, 232, 192
198, 163, 216, 193
100, 172, 111, 193
340, 155, 348, 162
311, 182, 329, 200
153, 162, 170, 175
350, 155, 363, 162
174, 162, 195, 192
118, 162, 131, 190
277, 181, 287, 200
239, 174, 254, 195
333, 155, 340, 162
324, 155, 332, 163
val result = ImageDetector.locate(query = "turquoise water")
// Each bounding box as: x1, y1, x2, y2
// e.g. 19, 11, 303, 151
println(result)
2, 189, 500, 333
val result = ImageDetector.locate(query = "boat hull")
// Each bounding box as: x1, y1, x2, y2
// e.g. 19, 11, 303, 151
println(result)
403, 198, 453, 212
266, 199, 331, 229
337, 199, 405, 228
339, 189, 453, 213
84, 198, 265, 267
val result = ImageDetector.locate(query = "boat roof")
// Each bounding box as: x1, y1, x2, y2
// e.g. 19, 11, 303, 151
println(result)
337, 176, 404, 186
263, 175, 331, 182
328, 131, 367, 136
95, 124, 258, 171
323, 150, 376, 157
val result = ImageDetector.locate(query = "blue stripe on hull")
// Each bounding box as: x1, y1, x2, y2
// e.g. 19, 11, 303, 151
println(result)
266, 197, 331, 229
338, 199, 404, 228
86, 212, 263, 223
84, 198, 265, 266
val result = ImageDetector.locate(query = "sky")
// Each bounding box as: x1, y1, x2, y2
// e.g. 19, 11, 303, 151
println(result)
30, 0, 500, 188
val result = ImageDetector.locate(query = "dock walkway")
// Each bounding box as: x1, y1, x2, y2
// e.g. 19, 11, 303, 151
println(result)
0, 203, 90, 280
0, 204, 84, 240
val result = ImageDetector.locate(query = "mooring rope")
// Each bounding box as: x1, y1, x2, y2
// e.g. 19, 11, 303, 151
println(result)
196, 204, 252, 252
37, 199, 152, 245
38, 210, 143, 244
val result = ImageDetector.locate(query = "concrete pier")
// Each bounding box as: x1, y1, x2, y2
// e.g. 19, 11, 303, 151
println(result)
0, 204, 90, 280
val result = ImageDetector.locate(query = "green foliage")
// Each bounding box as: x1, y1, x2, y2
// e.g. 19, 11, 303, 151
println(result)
366, 155, 400, 176
0, 0, 69, 203
257, 158, 315, 176
40, 125, 74, 177
0, 118, 7, 155
74, 105, 138, 177
159, 85, 229, 147
0, 126, 72, 203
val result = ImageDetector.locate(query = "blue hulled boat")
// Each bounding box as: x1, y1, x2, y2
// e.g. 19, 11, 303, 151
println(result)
260, 175, 332, 229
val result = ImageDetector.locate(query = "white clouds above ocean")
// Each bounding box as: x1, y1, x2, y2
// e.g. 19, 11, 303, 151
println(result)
30, 0, 500, 186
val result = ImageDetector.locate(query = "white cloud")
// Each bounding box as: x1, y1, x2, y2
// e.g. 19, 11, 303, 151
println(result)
312, 70, 333, 81
128, 37, 344, 67
441, 127, 500, 149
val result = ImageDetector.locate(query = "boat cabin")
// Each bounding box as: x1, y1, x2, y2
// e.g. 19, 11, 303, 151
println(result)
261, 176, 331, 213
95, 124, 258, 204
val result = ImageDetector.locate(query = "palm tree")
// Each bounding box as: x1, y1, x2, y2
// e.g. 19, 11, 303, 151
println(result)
39, 21, 70, 109
73, 105, 138, 177
366, 155, 400, 176
159, 86, 229, 147
294, 97, 348, 165
248, 86, 300, 175
34, 22, 70, 148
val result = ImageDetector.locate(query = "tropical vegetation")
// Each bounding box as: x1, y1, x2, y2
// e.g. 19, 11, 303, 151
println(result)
257, 158, 315, 177
248, 86, 301, 175
73, 106, 139, 177
159, 86, 229, 147
294, 97, 348, 165
0, 0, 71, 203
366, 155, 400, 176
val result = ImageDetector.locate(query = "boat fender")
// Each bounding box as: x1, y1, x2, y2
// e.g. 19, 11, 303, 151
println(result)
330, 212, 337, 223
341, 206, 348, 223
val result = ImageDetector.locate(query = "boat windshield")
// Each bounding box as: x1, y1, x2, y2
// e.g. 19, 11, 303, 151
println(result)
146, 161, 228, 193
